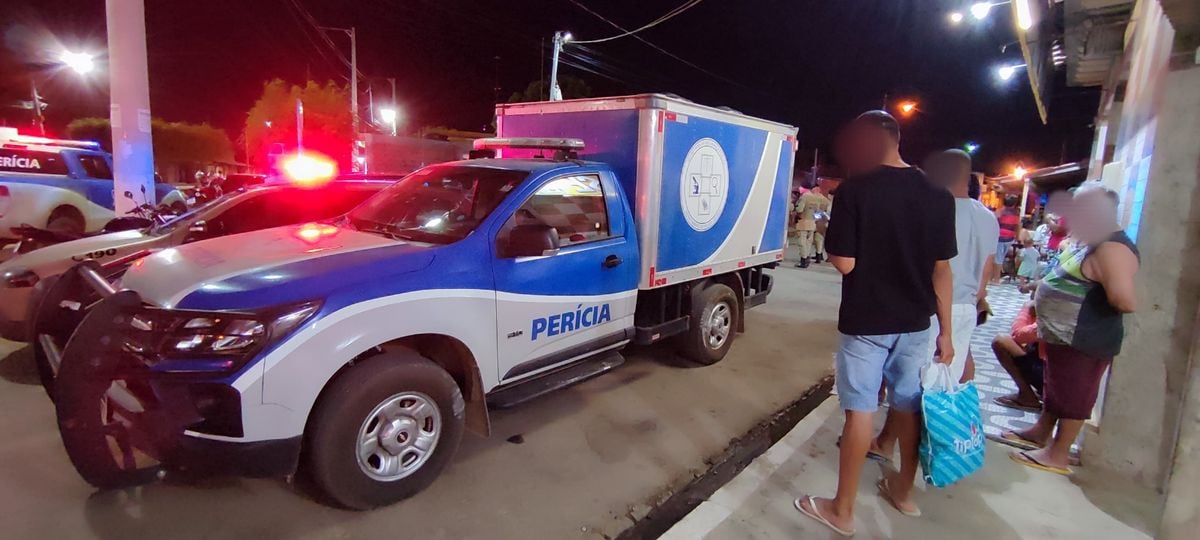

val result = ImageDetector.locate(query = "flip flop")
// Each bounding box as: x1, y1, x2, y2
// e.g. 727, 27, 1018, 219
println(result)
876, 477, 921, 517
1010, 450, 1073, 476
835, 437, 893, 465
794, 495, 855, 537
994, 395, 1042, 413
997, 431, 1043, 451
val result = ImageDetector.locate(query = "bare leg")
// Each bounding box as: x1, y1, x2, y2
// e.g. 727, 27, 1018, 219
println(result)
805, 410, 873, 532
960, 352, 976, 383
1016, 411, 1057, 446
1027, 418, 1081, 469
871, 409, 897, 459
883, 409, 921, 514
992, 337, 1040, 406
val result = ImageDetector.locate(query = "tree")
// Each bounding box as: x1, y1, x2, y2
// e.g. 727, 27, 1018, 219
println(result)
507, 75, 593, 103
66, 117, 234, 167
243, 79, 352, 169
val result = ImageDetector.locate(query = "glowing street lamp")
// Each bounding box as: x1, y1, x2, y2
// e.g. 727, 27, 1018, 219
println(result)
898, 101, 918, 116
948, 12, 965, 24
970, 2, 994, 20
965, 142, 980, 154
1013, 165, 1028, 179
549, 30, 573, 101
996, 63, 1027, 81
378, 106, 399, 136
59, 51, 95, 75
1015, 0, 1034, 30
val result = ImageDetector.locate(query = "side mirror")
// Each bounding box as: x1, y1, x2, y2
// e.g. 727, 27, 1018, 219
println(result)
123, 191, 134, 200
504, 225, 559, 258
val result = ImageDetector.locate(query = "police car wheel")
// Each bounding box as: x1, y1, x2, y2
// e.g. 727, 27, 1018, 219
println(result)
677, 282, 739, 365
46, 209, 85, 236
306, 351, 465, 510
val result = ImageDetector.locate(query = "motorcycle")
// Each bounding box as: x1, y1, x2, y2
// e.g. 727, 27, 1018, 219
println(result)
8, 187, 182, 255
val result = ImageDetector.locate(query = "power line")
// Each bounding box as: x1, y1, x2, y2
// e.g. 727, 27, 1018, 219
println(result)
565, 0, 754, 92
570, 0, 705, 44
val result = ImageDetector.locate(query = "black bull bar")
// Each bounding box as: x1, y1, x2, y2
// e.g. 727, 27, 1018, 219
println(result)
32, 260, 264, 489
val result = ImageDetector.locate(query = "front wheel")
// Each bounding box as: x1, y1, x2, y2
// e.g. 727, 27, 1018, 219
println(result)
305, 351, 465, 510
677, 282, 739, 365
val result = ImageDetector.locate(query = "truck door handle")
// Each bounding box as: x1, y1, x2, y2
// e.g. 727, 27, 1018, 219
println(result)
603, 255, 623, 268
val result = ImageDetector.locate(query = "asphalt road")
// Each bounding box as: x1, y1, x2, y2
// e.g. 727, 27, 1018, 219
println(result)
0, 262, 841, 539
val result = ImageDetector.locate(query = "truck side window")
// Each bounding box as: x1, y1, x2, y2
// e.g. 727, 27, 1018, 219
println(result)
0, 149, 69, 175
77, 155, 114, 179
507, 174, 610, 248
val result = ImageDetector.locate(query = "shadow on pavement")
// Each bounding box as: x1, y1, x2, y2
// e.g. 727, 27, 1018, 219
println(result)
0, 343, 38, 386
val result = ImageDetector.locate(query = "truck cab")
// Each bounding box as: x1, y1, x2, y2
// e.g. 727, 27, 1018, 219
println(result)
40, 95, 797, 510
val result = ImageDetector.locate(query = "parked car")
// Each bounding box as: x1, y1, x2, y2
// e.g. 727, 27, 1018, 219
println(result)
0, 176, 394, 342
0, 128, 187, 239
37, 94, 797, 509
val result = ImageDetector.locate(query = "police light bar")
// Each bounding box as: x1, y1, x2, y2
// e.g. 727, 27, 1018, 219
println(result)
472, 137, 585, 152
0, 127, 101, 151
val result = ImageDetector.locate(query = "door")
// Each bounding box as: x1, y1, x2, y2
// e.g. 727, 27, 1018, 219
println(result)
492, 172, 638, 382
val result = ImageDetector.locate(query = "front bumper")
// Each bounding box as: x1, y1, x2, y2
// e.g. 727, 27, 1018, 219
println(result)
36, 262, 300, 487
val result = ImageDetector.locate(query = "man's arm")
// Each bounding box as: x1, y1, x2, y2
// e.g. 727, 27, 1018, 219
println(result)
933, 259, 955, 363
822, 183, 856, 275
1089, 242, 1140, 313
829, 254, 855, 275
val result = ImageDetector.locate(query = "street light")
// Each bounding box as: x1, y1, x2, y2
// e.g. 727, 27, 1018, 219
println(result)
970, 2, 993, 20
948, 12, 965, 24
898, 101, 918, 116
1015, 0, 1034, 30
996, 63, 1027, 81
965, 142, 980, 154
549, 30, 572, 101
59, 51, 95, 75
1013, 165, 1028, 179
378, 106, 399, 136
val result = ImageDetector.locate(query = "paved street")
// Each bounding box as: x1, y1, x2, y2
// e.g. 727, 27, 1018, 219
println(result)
0, 263, 841, 539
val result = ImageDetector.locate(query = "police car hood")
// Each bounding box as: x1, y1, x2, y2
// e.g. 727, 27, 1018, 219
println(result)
0, 229, 148, 274
121, 224, 431, 309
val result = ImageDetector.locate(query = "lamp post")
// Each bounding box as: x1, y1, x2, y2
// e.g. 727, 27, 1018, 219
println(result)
549, 31, 572, 101
996, 63, 1027, 81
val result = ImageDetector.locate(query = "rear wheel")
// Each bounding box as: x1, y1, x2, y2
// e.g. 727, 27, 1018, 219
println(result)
46, 207, 85, 236
305, 351, 465, 510
677, 282, 739, 365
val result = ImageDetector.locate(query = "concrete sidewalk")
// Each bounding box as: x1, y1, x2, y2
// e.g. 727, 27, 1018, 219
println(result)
662, 398, 1161, 540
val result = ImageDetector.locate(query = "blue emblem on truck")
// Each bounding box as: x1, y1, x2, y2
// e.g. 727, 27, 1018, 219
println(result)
531, 303, 612, 340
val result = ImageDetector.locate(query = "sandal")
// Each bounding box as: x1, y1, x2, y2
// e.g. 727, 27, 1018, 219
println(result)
994, 395, 1042, 413
998, 431, 1043, 451
876, 477, 921, 517
1010, 450, 1073, 476
794, 495, 855, 537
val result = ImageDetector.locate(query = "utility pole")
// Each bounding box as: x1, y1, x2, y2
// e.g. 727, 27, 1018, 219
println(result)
321, 26, 359, 167
106, 0, 156, 213
296, 98, 304, 152
539, 37, 545, 100
30, 80, 46, 136
549, 31, 571, 101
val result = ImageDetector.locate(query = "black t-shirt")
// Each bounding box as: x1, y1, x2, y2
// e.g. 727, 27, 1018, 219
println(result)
824, 166, 957, 335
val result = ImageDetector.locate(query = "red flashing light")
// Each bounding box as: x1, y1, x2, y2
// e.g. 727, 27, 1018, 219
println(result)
295, 223, 339, 243
281, 152, 337, 187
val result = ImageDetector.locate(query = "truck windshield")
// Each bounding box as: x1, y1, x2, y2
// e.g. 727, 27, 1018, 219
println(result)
346, 165, 527, 245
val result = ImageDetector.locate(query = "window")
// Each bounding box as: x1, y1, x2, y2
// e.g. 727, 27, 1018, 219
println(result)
77, 154, 113, 179
0, 150, 69, 175
503, 175, 610, 249
347, 165, 527, 244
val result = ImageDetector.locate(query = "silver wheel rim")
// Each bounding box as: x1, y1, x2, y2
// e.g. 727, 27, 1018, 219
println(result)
356, 391, 442, 482
705, 301, 733, 350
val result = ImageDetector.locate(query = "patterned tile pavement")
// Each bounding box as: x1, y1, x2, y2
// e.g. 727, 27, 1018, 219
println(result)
971, 281, 1040, 439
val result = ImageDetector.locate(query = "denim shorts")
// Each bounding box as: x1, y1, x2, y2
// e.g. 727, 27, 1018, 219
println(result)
836, 329, 932, 413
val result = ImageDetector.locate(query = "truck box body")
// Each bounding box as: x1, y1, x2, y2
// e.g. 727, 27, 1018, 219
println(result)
496, 94, 798, 289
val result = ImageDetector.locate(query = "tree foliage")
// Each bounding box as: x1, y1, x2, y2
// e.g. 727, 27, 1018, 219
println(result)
507, 75, 593, 103
243, 79, 352, 169
66, 117, 235, 166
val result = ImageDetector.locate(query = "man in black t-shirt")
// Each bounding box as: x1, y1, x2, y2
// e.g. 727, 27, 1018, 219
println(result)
794, 112, 956, 535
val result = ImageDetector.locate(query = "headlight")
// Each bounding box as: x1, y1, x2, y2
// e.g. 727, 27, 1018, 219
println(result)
2, 268, 38, 288
129, 302, 320, 372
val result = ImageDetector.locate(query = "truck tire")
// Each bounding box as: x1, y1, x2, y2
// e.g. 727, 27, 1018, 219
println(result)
305, 351, 466, 510
677, 282, 739, 365
46, 207, 85, 236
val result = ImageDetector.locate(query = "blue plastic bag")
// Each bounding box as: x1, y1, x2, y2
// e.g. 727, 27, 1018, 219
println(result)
919, 364, 985, 487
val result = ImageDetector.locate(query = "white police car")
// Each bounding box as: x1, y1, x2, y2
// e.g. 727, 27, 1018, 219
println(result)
0, 128, 186, 238
40, 95, 796, 509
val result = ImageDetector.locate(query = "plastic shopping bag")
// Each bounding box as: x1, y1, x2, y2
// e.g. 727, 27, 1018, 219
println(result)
919, 363, 985, 487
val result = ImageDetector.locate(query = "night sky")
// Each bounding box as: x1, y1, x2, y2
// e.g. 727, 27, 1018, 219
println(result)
2, 0, 1099, 176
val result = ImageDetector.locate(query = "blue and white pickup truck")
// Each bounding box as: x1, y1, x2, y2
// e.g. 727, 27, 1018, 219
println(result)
0, 128, 186, 239
39, 94, 797, 509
